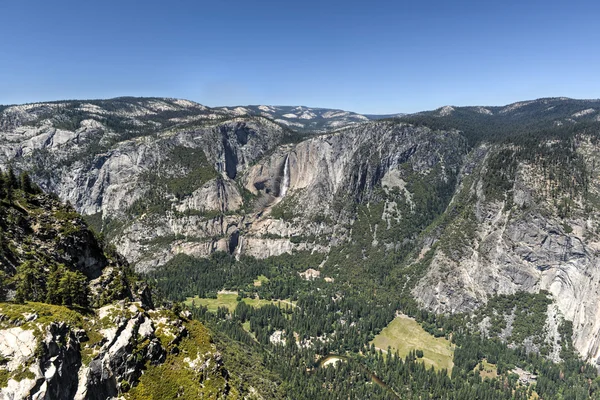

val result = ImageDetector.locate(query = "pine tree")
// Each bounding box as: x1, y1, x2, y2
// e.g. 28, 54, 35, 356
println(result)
20, 172, 34, 194
0, 172, 6, 199
46, 264, 64, 305
5, 183, 13, 204
14, 260, 46, 303
7, 167, 18, 189
58, 270, 89, 307
0, 270, 7, 301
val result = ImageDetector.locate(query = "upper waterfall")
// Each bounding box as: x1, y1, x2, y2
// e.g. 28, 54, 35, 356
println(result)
279, 154, 290, 198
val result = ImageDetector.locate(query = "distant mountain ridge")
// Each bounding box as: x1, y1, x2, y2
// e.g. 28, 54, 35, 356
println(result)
0, 97, 383, 136
214, 104, 371, 132
402, 97, 600, 144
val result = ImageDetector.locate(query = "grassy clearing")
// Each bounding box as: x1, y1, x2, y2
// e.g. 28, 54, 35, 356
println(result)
241, 320, 258, 341
184, 293, 239, 312
476, 359, 498, 379
184, 293, 295, 313
253, 275, 270, 287
0, 302, 88, 333
371, 314, 454, 372
242, 321, 251, 332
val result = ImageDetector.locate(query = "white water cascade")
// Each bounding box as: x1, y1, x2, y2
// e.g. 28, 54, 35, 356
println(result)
235, 236, 244, 260
279, 154, 290, 198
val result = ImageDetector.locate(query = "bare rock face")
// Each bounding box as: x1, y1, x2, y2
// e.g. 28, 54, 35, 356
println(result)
0, 322, 83, 400
245, 122, 465, 214
241, 122, 465, 254
412, 137, 600, 363
175, 178, 242, 214
79, 304, 169, 400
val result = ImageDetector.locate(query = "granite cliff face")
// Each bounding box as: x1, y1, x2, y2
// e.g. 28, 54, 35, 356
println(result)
0, 99, 290, 270
412, 134, 600, 364
238, 121, 465, 257
0, 99, 465, 272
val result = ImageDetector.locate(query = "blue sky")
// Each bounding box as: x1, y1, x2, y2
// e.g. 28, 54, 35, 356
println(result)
1, 0, 599, 113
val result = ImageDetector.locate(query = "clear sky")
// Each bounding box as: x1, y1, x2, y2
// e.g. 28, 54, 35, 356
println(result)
1, 0, 599, 114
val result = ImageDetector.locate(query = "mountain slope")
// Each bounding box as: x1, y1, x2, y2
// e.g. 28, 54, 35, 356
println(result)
401, 97, 600, 145
410, 131, 600, 363
0, 178, 282, 399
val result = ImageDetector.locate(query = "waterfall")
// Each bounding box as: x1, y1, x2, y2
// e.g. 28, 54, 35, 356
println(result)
279, 154, 290, 198
235, 236, 243, 261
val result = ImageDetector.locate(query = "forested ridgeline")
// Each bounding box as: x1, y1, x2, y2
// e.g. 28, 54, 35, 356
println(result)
0, 167, 133, 307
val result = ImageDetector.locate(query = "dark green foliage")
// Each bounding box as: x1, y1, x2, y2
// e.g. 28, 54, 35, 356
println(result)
402, 100, 598, 212
57, 269, 89, 307
125, 146, 218, 218
83, 212, 103, 236
45, 264, 63, 305
472, 291, 552, 346
43, 263, 90, 307
98, 268, 133, 306
148, 146, 218, 200
0, 271, 7, 301
151, 251, 326, 302
400, 98, 600, 147
13, 257, 88, 307
14, 260, 46, 303
161, 219, 600, 400
483, 149, 518, 200
19, 172, 39, 194
151, 252, 271, 300
7, 168, 18, 190
0, 174, 6, 200
19, 172, 33, 194
187, 283, 600, 399
452, 330, 600, 400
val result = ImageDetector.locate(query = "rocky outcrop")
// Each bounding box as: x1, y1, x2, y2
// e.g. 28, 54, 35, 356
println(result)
76, 303, 172, 400
0, 190, 114, 285
0, 322, 83, 400
0, 301, 237, 400
175, 178, 242, 214
0, 178, 264, 399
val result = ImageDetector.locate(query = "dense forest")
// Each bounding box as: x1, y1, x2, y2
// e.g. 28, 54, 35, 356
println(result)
148, 242, 600, 399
